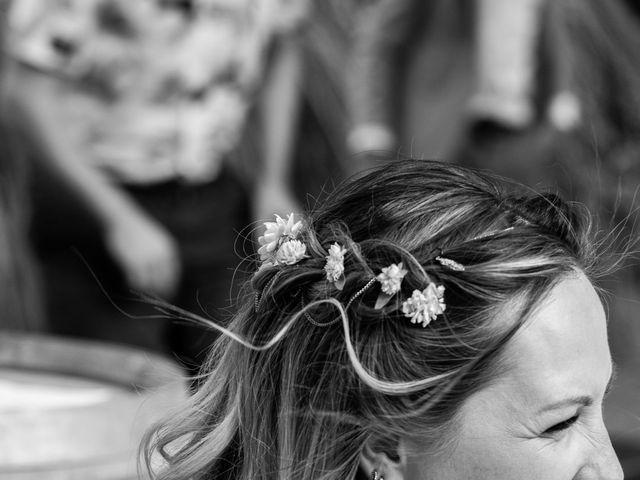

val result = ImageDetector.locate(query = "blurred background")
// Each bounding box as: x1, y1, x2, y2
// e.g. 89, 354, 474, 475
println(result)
0, 0, 639, 478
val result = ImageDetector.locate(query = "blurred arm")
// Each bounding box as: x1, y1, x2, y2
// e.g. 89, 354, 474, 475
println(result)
347, 0, 419, 155
5, 62, 181, 297
253, 34, 303, 221
469, 0, 545, 129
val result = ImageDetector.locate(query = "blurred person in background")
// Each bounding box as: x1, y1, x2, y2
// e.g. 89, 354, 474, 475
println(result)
4, 0, 308, 374
347, 0, 474, 170
287, 0, 360, 197
0, 0, 44, 331
347, 0, 569, 170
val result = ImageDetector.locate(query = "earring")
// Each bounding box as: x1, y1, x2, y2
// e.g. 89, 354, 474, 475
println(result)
371, 470, 385, 480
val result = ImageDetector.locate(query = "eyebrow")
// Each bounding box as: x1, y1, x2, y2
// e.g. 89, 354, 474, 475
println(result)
536, 361, 617, 414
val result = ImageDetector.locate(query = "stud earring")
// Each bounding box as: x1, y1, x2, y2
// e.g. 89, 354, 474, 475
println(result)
371, 470, 385, 480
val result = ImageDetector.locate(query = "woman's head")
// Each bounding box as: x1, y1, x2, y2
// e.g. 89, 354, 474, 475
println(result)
410, 272, 619, 480
145, 160, 621, 480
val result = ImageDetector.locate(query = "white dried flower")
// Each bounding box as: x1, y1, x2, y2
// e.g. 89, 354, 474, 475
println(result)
324, 243, 347, 283
257, 213, 303, 263
376, 262, 408, 295
401, 283, 446, 327
275, 239, 307, 265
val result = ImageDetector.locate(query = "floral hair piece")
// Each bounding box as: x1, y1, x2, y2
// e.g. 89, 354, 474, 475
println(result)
324, 243, 347, 290
258, 213, 307, 267
402, 283, 446, 327
256, 215, 449, 328
375, 262, 408, 309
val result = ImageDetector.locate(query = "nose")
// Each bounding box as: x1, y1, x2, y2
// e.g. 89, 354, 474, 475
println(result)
576, 425, 624, 480
599, 438, 625, 480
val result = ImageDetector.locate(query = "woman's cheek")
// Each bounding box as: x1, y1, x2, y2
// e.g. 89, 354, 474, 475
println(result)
536, 430, 591, 479
410, 437, 571, 480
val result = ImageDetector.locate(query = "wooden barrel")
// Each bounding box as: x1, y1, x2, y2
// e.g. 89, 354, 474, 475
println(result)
0, 332, 188, 479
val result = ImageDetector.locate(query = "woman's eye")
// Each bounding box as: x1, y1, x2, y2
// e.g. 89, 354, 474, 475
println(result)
544, 415, 579, 434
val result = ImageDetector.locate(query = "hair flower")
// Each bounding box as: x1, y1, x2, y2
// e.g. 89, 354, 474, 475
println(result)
258, 213, 305, 266
324, 243, 347, 290
376, 263, 408, 295
402, 283, 446, 327
374, 262, 408, 309
275, 239, 307, 265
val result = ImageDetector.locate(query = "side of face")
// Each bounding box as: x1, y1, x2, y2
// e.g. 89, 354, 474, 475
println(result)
364, 274, 624, 480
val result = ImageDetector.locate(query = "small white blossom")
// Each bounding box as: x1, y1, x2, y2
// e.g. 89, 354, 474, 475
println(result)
401, 283, 446, 327
257, 225, 284, 261
376, 262, 408, 295
280, 212, 303, 238
257, 213, 303, 263
275, 239, 307, 265
324, 243, 347, 282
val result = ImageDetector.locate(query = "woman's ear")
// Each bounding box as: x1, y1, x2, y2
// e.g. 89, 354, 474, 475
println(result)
359, 435, 409, 480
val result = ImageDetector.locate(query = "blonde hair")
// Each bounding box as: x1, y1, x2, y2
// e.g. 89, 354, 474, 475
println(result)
143, 160, 600, 480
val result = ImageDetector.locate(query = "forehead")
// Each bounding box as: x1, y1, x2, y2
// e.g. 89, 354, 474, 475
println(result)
500, 274, 611, 407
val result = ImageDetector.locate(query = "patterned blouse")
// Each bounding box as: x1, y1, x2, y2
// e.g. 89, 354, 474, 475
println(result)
7, 0, 308, 185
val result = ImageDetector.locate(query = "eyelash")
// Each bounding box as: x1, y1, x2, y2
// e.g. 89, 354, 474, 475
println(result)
545, 415, 579, 434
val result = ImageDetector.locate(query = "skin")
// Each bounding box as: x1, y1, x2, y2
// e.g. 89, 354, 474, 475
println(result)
364, 274, 624, 480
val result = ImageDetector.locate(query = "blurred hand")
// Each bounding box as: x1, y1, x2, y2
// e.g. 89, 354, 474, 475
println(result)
104, 214, 181, 299
347, 123, 396, 155
252, 180, 302, 229
345, 123, 397, 179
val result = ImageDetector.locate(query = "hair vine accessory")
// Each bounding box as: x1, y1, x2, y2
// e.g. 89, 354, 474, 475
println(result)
324, 242, 347, 290
375, 262, 408, 309
258, 213, 307, 267
402, 283, 446, 327
345, 277, 377, 310
300, 296, 339, 327
254, 270, 286, 312
305, 276, 378, 328
435, 255, 465, 271
470, 225, 515, 243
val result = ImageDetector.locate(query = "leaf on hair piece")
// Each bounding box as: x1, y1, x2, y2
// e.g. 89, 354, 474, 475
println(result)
375, 292, 392, 310
335, 275, 345, 291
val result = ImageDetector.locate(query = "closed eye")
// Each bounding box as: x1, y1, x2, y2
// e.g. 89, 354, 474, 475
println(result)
544, 415, 579, 434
